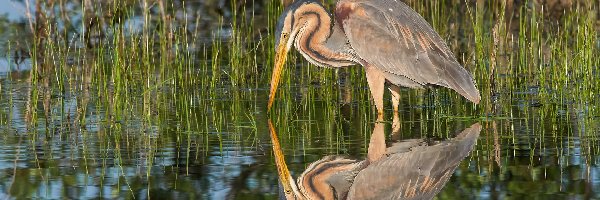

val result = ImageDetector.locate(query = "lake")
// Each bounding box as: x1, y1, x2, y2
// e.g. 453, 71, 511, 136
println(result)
0, 0, 599, 199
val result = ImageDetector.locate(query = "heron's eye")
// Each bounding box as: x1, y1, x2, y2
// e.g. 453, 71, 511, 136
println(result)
282, 33, 289, 38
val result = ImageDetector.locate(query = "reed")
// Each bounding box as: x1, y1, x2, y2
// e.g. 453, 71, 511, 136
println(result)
0, 0, 598, 198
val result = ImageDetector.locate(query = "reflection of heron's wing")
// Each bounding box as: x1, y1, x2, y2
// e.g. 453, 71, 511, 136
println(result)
347, 123, 482, 200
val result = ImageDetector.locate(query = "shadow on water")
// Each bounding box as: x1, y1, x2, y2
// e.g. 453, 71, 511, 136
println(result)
269, 118, 481, 200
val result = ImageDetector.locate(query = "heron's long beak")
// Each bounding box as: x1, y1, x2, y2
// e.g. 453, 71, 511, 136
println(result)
268, 40, 290, 111
268, 120, 297, 198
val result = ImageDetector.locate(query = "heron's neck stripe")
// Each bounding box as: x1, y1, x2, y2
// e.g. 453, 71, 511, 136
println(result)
297, 10, 352, 67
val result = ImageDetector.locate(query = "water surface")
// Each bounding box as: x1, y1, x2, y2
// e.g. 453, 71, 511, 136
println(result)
0, 0, 599, 199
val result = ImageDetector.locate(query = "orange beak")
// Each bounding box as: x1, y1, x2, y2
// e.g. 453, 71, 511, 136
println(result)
268, 41, 290, 111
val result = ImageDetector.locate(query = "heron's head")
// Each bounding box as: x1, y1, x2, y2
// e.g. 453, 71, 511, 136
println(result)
269, 0, 323, 111
274, 0, 322, 51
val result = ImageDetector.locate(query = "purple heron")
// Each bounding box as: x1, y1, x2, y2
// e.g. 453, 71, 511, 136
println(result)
268, 0, 481, 115
268, 120, 482, 199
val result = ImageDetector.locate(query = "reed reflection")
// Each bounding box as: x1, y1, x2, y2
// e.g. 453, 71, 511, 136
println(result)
269, 118, 481, 200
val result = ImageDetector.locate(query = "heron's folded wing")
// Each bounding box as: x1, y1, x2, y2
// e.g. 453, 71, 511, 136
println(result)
337, 0, 480, 103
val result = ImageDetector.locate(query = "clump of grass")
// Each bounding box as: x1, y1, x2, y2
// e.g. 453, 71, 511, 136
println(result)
0, 0, 598, 198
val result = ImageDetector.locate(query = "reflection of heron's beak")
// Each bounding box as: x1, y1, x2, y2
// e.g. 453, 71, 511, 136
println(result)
268, 40, 290, 111
268, 120, 296, 198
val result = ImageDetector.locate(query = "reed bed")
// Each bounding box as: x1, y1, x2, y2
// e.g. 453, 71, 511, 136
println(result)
0, 0, 598, 198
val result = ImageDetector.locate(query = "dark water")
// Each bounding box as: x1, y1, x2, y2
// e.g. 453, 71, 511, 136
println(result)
1, 0, 599, 199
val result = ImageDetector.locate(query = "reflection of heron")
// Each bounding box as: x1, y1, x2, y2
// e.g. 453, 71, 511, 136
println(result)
268, 0, 480, 115
268, 120, 481, 199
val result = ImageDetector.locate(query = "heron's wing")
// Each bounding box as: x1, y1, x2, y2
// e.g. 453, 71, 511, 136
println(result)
346, 123, 482, 200
336, 0, 480, 103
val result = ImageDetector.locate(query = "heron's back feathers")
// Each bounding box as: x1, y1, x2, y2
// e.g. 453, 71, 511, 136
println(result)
337, 0, 480, 103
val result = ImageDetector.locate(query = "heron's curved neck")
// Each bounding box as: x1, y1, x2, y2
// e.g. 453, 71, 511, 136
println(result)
292, 5, 356, 68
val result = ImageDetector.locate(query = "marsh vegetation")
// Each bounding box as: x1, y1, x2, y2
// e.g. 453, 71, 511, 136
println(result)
0, 0, 598, 199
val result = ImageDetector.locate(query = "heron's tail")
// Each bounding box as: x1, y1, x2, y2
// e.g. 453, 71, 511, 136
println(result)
448, 71, 481, 104
433, 56, 481, 104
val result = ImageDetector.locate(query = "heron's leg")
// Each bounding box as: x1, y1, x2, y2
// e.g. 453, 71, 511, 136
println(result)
364, 66, 386, 117
388, 84, 401, 113
392, 110, 401, 135
368, 115, 386, 163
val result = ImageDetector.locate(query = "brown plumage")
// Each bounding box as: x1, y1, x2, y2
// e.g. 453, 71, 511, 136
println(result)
269, 0, 480, 114
337, 0, 480, 102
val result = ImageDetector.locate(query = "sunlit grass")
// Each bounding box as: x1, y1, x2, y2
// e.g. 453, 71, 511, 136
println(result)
0, 0, 598, 198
